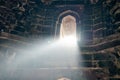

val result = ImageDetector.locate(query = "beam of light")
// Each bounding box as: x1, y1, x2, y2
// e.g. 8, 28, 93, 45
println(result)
59, 35, 77, 46
0, 36, 85, 79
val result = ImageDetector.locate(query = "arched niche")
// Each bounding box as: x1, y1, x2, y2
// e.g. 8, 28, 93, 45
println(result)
54, 10, 81, 40
60, 15, 76, 39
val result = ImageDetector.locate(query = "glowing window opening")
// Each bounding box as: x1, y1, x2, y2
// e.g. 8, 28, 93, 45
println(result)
59, 15, 77, 44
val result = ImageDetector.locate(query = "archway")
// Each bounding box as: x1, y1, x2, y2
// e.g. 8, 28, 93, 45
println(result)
60, 15, 76, 39
54, 10, 81, 41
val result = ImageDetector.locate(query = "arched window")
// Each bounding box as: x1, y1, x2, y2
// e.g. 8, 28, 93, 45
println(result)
60, 15, 76, 39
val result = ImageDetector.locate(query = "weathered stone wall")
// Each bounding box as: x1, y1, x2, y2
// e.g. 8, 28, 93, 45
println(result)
0, 0, 54, 40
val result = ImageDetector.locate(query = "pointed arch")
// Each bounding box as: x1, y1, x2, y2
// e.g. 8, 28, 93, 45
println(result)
54, 10, 81, 39
60, 15, 76, 38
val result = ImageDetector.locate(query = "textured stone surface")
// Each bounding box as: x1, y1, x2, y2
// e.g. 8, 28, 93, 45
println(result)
0, 0, 120, 79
